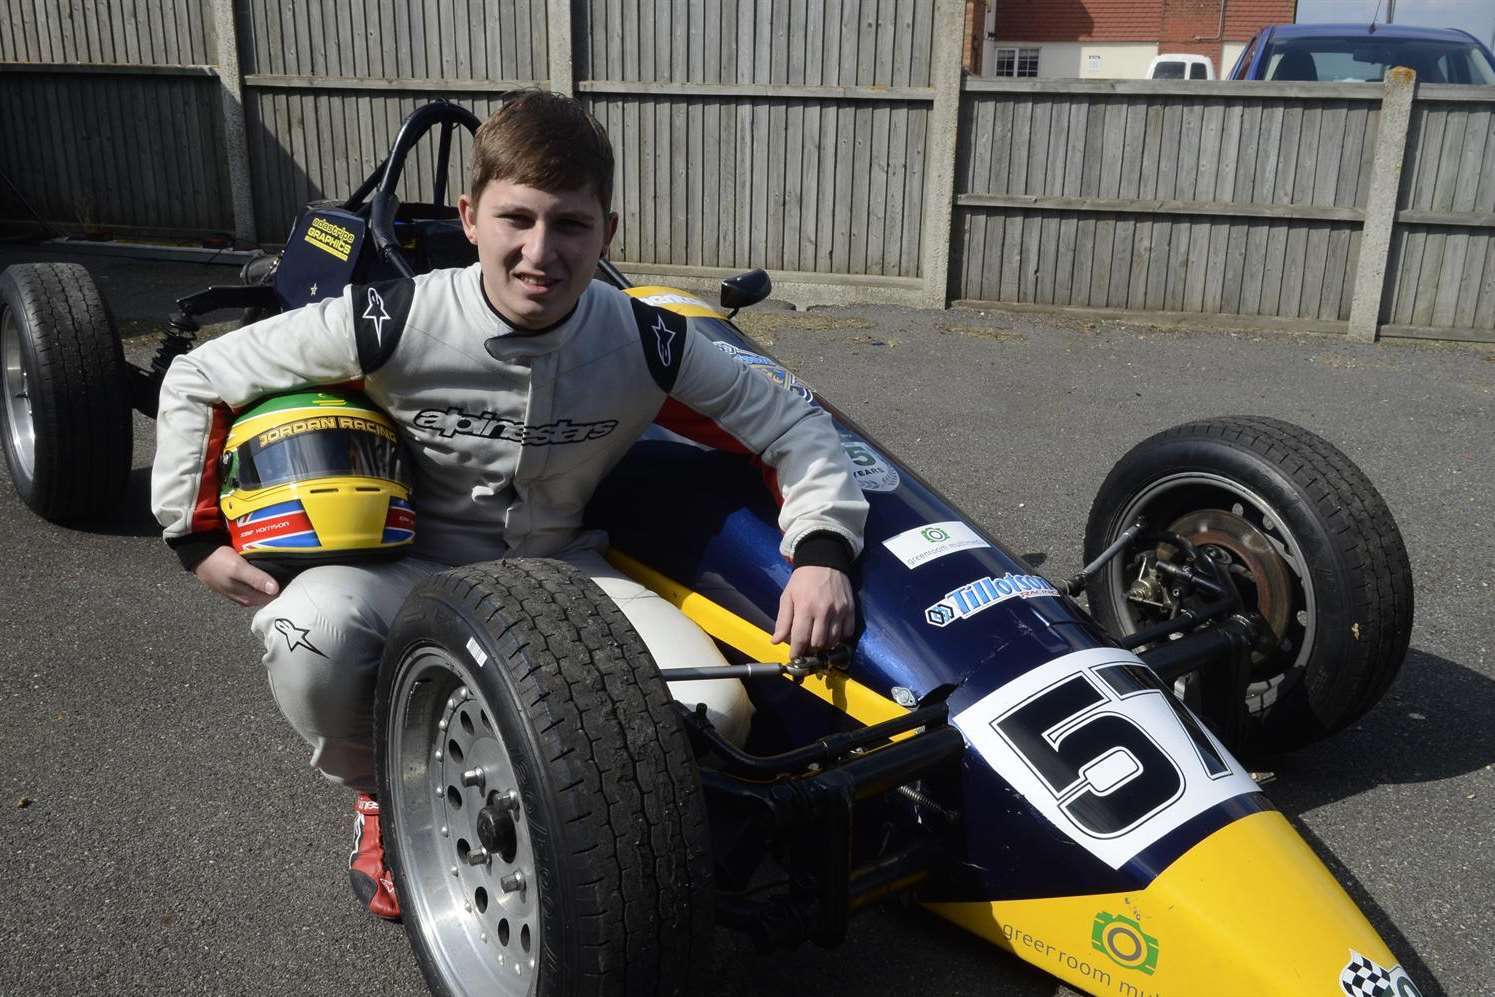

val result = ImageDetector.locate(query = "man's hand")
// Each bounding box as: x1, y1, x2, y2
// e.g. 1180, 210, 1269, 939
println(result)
771, 565, 855, 658
194, 545, 280, 607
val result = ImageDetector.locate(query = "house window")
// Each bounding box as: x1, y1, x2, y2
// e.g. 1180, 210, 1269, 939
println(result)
992, 47, 1040, 78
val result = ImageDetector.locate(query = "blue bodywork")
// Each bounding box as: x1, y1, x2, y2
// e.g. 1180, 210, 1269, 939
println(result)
1229, 22, 1495, 82
588, 315, 1273, 904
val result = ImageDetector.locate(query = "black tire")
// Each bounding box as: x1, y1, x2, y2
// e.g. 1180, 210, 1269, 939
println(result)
375, 558, 713, 997
0, 262, 132, 522
1084, 417, 1413, 754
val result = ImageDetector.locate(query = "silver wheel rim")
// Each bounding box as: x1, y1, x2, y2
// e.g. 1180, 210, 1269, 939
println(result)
388, 645, 541, 996
1, 308, 36, 479
1104, 472, 1319, 713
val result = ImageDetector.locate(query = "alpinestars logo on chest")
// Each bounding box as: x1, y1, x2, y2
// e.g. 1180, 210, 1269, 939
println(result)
651, 314, 677, 366
363, 287, 391, 345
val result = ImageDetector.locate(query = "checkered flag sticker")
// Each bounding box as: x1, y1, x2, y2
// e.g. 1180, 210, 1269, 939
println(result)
1340, 951, 1392, 997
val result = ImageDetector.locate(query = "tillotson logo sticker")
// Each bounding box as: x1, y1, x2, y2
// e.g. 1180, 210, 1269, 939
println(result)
925, 572, 1058, 627
712, 341, 819, 406
883, 520, 989, 568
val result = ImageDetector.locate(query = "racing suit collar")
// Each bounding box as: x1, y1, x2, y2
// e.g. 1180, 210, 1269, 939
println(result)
468, 263, 580, 341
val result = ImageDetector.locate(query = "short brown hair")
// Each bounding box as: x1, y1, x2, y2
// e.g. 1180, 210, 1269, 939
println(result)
468, 90, 615, 212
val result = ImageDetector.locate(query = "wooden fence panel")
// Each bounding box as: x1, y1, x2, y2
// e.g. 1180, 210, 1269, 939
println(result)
0, 0, 212, 65
952, 207, 1363, 321
0, 71, 230, 234
586, 93, 927, 277
573, 1, 939, 281
576, 0, 936, 88
954, 80, 1389, 329
4, 5, 1492, 338
245, 90, 505, 239
1379, 92, 1495, 336
239, 0, 546, 81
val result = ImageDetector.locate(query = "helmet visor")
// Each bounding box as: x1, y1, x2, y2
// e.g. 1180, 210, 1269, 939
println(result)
230, 422, 411, 492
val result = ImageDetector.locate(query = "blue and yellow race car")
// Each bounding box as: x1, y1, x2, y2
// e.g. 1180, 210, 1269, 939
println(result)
0, 103, 1417, 997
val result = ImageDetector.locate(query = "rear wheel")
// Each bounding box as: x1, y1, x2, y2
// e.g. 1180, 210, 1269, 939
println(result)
375, 558, 713, 997
1084, 417, 1413, 754
0, 263, 132, 522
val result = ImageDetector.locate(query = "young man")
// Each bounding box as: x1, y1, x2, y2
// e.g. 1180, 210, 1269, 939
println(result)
150, 91, 866, 920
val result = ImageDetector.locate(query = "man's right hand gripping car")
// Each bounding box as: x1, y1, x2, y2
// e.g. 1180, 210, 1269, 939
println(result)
0, 101, 1421, 997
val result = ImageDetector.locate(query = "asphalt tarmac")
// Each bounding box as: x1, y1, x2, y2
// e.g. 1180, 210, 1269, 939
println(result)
0, 244, 1491, 997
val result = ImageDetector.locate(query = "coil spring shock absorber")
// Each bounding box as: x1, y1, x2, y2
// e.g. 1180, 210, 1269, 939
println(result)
150, 309, 199, 379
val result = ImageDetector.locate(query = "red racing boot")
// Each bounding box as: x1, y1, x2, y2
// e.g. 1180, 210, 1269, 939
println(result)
349, 793, 401, 921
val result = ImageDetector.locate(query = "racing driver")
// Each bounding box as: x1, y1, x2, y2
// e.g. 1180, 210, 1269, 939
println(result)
150, 90, 867, 921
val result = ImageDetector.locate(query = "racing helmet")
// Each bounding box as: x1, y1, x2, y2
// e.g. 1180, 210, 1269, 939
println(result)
219, 390, 414, 569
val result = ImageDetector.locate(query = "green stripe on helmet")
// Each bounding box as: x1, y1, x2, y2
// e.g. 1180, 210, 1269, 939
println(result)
239, 390, 379, 420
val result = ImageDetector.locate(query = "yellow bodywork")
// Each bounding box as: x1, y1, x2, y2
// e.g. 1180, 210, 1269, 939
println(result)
623, 285, 725, 319
929, 810, 1401, 995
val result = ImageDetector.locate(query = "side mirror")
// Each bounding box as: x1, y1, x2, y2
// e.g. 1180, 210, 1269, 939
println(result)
720, 269, 772, 317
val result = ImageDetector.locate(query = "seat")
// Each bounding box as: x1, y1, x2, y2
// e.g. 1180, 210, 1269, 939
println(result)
1271, 50, 1319, 81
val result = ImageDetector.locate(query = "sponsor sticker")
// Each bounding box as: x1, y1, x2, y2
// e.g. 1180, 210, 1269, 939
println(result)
883, 520, 988, 568
1091, 911, 1159, 975
255, 414, 396, 449
640, 291, 713, 311
1339, 950, 1423, 997
304, 216, 356, 261
924, 572, 1057, 627
712, 341, 818, 406
465, 637, 488, 669
839, 432, 900, 493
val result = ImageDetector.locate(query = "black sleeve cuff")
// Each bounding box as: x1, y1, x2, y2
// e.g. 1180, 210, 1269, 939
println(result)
166, 531, 231, 573
791, 531, 855, 574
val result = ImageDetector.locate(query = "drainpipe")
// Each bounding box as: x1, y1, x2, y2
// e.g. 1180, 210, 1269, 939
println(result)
1195, 0, 1228, 42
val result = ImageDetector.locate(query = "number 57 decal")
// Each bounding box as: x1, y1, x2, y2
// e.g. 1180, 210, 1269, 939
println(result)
954, 648, 1261, 870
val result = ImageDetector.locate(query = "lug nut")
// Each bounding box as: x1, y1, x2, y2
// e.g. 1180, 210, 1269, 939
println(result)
500, 871, 526, 895
466, 847, 490, 866
462, 767, 486, 789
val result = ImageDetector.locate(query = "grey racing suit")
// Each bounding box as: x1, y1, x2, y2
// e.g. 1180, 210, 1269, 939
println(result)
151, 263, 867, 789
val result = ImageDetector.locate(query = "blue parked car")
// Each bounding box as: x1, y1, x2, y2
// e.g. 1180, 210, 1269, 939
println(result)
1228, 22, 1495, 84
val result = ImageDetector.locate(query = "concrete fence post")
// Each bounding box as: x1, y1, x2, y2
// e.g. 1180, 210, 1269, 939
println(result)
921, 0, 965, 310
211, 0, 257, 245
1347, 67, 1416, 343
548, 0, 575, 97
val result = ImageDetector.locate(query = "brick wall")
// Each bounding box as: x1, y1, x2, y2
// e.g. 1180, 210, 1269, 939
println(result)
995, 0, 1295, 59
964, 0, 988, 73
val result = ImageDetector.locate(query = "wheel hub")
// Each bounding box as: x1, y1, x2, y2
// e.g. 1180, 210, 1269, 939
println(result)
1168, 508, 1293, 638
389, 652, 541, 995
476, 800, 519, 863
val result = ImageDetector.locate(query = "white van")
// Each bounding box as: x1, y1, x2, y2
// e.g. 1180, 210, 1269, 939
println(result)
1147, 54, 1216, 79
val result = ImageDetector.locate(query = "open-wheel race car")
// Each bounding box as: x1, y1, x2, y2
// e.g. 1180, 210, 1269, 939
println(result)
0, 102, 1418, 996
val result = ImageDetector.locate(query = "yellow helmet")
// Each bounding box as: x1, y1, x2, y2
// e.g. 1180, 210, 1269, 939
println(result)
219, 389, 414, 569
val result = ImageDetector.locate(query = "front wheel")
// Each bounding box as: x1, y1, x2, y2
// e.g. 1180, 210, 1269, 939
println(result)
374, 558, 713, 997
1084, 417, 1413, 754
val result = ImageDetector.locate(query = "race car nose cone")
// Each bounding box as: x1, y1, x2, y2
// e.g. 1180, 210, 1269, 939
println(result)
927, 810, 1422, 996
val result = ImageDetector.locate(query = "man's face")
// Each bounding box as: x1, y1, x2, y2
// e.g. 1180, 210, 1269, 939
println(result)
458, 179, 618, 330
